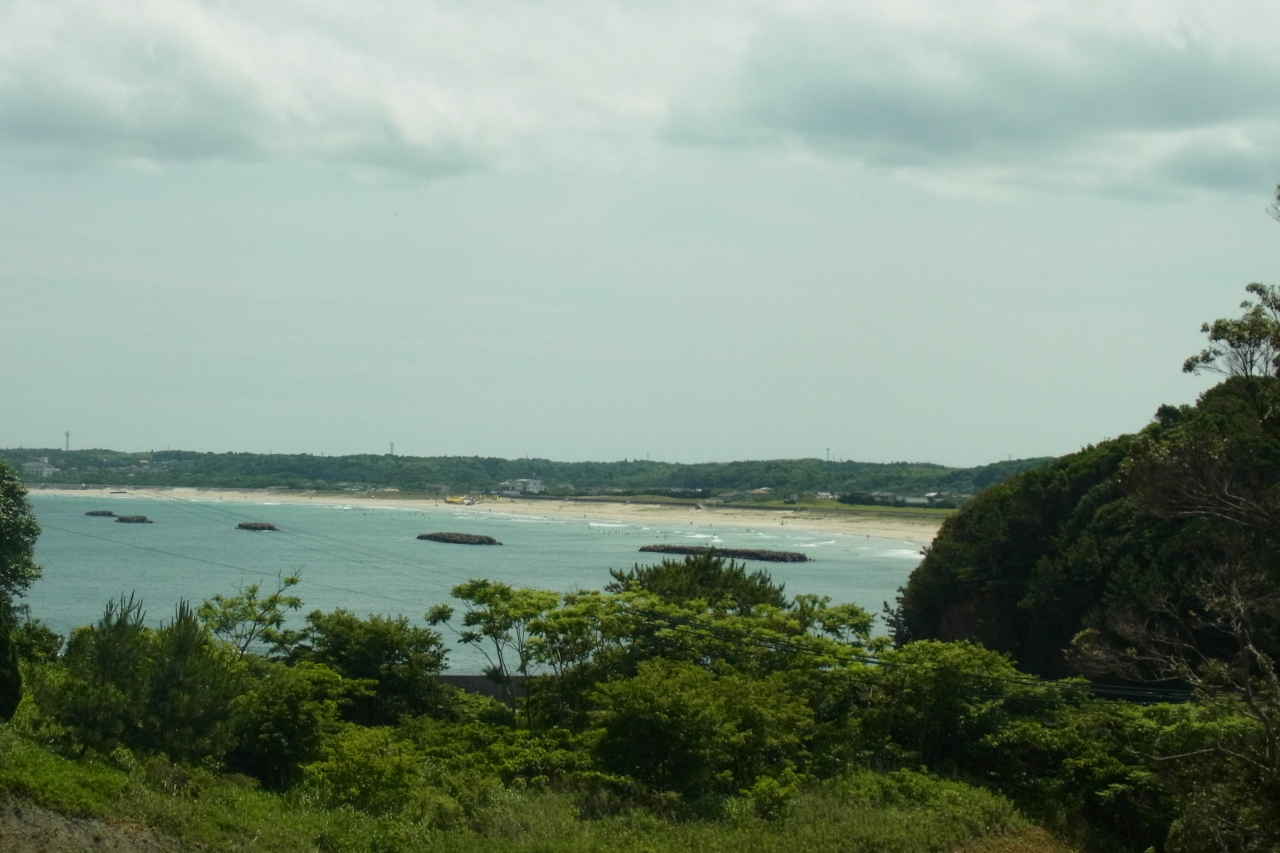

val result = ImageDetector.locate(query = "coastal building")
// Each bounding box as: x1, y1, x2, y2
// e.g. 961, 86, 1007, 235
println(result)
498, 478, 546, 495
22, 458, 56, 478
747, 487, 774, 496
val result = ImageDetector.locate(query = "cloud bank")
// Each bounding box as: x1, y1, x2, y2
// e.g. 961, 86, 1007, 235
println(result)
2, 0, 1277, 191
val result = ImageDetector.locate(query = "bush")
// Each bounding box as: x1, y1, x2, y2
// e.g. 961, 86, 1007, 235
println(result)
280, 610, 449, 726
591, 660, 813, 800
227, 660, 363, 788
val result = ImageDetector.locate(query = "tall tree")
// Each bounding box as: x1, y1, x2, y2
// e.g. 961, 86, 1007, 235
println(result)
0, 460, 40, 605
0, 460, 40, 719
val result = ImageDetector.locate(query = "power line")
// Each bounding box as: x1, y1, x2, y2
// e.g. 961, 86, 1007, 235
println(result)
39, 523, 444, 612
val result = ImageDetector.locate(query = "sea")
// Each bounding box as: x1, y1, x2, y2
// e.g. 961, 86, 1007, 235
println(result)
23, 493, 924, 673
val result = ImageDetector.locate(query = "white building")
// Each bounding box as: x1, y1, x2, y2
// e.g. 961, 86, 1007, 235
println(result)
22, 458, 56, 478
499, 478, 546, 495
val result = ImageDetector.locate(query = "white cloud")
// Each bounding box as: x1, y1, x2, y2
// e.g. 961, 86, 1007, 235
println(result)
1, 0, 1277, 191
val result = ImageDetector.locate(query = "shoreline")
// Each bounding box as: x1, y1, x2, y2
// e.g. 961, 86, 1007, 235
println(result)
27, 486, 944, 548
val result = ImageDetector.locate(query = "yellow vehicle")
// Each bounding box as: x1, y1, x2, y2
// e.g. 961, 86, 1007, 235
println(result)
444, 495, 476, 505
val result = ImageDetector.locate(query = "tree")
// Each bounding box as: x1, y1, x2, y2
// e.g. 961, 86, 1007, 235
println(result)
227, 660, 362, 788
39, 595, 243, 761
606, 551, 787, 613
0, 460, 40, 604
0, 618, 19, 721
0, 460, 41, 720
281, 609, 449, 725
591, 658, 813, 801
429, 580, 557, 709
144, 600, 243, 762
1183, 283, 1280, 384
198, 573, 302, 659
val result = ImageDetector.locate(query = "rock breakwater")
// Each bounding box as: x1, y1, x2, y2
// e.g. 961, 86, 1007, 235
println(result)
418, 532, 502, 545
638, 544, 809, 563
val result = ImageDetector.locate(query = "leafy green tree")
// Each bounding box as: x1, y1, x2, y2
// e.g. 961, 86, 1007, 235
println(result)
606, 551, 787, 613
0, 618, 19, 721
863, 640, 1061, 775
0, 460, 40, 604
429, 581, 558, 708
227, 660, 364, 788
1183, 282, 1280, 383
10, 613, 63, 663
198, 573, 302, 658
591, 659, 813, 801
281, 609, 449, 725
0, 460, 40, 719
980, 700, 1175, 851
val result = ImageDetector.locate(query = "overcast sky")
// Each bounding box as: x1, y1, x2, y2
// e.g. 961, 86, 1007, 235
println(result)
3, 0, 1279, 466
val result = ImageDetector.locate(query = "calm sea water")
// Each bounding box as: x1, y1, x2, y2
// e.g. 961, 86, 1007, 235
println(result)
24, 493, 923, 672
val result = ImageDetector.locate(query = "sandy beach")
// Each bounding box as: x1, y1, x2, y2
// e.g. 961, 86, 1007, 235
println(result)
28, 486, 944, 548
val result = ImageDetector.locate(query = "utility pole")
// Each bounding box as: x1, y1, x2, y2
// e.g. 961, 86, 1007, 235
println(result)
65, 431, 70, 452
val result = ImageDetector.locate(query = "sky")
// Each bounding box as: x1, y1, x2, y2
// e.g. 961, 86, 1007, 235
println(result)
3, 0, 1280, 467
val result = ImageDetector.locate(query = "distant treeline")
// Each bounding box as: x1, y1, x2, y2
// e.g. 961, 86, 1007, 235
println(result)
1, 447, 1052, 497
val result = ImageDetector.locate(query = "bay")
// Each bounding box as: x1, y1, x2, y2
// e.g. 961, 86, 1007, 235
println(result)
24, 493, 922, 673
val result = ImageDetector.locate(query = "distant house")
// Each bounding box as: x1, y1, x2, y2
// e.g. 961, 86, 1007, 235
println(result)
747, 487, 774, 496
498, 478, 546, 495
816, 491, 836, 500
22, 458, 56, 478
902, 497, 932, 507
719, 491, 748, 503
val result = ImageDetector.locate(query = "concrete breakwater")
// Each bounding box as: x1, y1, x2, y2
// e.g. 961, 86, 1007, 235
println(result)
418, 532, 503, 545
638, 544, 809, 563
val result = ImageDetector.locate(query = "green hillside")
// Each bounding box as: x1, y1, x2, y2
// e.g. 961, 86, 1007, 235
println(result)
1, 447, 1051, 498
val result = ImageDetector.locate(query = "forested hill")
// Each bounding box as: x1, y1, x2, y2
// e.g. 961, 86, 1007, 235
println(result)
1, 447, 1052, 496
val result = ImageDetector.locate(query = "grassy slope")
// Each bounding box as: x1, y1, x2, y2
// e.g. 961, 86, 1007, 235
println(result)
0, 727, 1071, 853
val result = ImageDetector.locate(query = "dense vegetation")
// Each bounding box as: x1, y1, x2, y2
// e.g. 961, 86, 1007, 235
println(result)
892, 283, 1280, 847
3, 282, 1280, 851
1, 446, 1050, 498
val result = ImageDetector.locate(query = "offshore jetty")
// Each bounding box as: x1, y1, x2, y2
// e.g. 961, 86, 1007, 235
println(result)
639, 544, 809, 563
418, 532, 502, 546
237, 522, 279, 532
115, 515, 152, 524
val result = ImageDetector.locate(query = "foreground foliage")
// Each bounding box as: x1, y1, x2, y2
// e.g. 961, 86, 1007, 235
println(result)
0, 725, 1030, 853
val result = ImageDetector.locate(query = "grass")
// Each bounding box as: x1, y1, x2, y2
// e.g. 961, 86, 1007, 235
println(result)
0, 726, 1057, 853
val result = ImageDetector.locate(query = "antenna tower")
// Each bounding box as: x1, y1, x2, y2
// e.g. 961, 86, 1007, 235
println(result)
65, 431, 70, 452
